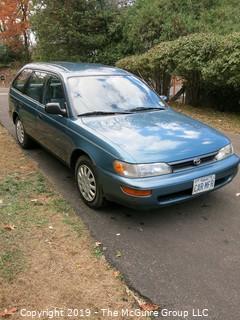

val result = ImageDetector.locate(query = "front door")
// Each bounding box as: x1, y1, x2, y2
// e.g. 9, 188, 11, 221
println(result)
36, 74, 73, 162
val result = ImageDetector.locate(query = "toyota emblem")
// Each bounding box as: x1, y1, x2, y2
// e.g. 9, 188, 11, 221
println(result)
193, 158, 201, 165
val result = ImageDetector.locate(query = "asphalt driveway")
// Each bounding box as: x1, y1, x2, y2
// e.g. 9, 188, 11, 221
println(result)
1, 87, 240, 319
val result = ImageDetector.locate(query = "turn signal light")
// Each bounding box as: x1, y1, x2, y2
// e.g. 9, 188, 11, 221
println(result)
113, 161, 125, 175
121, 186, 152, 197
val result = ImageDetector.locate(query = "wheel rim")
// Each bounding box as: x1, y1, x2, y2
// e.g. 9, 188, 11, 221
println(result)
16, 120, 24, 144
77, 164, 96, 202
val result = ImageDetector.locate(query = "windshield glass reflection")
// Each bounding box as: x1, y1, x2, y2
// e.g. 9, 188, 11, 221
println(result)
68, 75, 166, 115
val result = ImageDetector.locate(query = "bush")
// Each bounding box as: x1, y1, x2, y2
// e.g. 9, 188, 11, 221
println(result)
116, 33, 240, 111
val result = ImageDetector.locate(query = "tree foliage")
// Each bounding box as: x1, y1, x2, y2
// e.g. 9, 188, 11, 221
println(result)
1, 0, 239, 110
120, 0, 240, 55
0, 0, 31, 61
31, 0, 240, 66
31, 0, 127, 64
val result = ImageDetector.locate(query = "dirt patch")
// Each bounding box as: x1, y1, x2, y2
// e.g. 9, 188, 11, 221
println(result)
171, 103, 240, 134
0, 125, 150, 320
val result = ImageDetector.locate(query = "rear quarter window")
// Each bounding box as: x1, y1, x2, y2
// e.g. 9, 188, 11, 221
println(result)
12, 69, 32, 93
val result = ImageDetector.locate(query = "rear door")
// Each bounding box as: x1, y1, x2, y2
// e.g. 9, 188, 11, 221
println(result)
16, 70, 48, 140
9, 69, 36, 136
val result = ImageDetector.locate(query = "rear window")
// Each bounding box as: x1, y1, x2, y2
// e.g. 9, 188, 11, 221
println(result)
12, 69, 32, 93
25, 71, 48, 103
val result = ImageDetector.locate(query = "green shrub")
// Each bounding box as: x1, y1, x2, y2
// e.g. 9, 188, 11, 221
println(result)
116, 33, 240, 111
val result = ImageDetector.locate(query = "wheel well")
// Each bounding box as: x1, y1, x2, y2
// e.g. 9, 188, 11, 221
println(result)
13, 112, 18, 124
70, 149, 90, 170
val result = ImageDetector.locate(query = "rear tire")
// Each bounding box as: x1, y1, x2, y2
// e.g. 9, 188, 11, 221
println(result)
15, 117, 34, 149
75, 156, 105, 209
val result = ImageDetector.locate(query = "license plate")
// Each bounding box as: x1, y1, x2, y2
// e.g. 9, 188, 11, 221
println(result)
192, 174, 215, 195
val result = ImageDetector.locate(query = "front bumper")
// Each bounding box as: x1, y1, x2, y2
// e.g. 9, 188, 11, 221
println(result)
99, 154, 240, 209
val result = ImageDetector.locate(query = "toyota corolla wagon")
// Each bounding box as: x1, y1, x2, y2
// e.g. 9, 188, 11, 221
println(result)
9, 62, 240, 209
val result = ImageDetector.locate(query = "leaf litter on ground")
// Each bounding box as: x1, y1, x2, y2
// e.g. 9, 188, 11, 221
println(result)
125, 286, 159, 311
0, 307, 17, 317
3, 224, 16, 231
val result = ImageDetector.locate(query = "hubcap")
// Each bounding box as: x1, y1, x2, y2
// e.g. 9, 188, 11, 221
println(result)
16, 120, 24, 144
77, 164, 96, 202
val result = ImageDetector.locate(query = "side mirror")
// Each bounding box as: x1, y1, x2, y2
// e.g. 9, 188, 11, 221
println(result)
45, 102, 67, 116
160, 95, 168, 102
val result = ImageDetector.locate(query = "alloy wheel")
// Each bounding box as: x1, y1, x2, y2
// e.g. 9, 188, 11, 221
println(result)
16, 119, 25, 144
77, 164, 97, 202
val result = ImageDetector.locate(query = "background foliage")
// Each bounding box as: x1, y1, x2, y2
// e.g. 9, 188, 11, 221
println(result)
30, 0, 240, 63
0, 0, 31, 62
0, 0, 240, 110
117, 33, 240, 110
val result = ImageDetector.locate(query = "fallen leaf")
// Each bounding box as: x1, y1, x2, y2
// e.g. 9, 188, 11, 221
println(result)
30, 196, 49, 205
95, 241, 102, 247
3, 224, 15, 231
113, 271, 120, 278
116, 250, 122, 258
30, 199, 44, 206
0, 307, 17, 317
140, 303, 159, 311
125, 286, 159, 311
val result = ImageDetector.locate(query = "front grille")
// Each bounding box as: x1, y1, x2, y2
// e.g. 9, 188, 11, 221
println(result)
170, 152, 217, 172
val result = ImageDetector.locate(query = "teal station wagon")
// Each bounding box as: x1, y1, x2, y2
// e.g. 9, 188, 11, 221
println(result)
9, 62, 239, 209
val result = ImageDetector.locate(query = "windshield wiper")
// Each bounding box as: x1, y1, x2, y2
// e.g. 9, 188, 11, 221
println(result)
127, 107, 165, 113
78, 111, 132, 117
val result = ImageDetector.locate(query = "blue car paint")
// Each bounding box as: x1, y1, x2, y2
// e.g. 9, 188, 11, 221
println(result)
80, 109, 231, 163
99, 154, 239, 209
9, 62, 240, 209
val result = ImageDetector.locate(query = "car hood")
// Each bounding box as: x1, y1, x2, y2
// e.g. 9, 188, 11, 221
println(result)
81, 109, 229, 163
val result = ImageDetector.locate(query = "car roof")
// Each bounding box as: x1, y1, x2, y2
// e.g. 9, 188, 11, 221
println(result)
23, 62, 129, 77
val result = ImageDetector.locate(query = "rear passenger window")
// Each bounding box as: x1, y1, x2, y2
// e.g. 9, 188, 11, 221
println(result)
25, 71, 47, 103
12, 69, 32, 93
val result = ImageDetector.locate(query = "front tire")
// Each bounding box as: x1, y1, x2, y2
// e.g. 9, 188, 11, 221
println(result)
75, 156, 105, 209
15, 117, 34, 149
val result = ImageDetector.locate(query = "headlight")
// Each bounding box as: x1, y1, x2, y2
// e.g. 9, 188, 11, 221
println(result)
113, 160, 172, 178
215, 143, 234, 161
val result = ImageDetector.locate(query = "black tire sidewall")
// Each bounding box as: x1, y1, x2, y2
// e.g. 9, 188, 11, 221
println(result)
75, 156, 104, 209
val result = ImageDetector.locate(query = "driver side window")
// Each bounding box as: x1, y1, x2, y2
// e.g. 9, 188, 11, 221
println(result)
45, 76, 66, 109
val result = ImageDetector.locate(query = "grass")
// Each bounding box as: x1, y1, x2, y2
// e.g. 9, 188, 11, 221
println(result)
0, 173, 51, 228
62, 215, 84, 237
0, 173, 50, 282
0, 249, 24, 282
171, 102, 240, 134
93, 247, 103, 259
0, 171, 83, 282
0, 124, 149, 317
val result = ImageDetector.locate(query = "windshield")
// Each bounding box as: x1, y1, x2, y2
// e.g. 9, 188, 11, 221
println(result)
68, 75, 166, 115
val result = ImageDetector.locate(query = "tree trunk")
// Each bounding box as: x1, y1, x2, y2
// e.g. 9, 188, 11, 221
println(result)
154, 69, 161, 94
185, 71, 201, 106
162, 73, 171, 97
